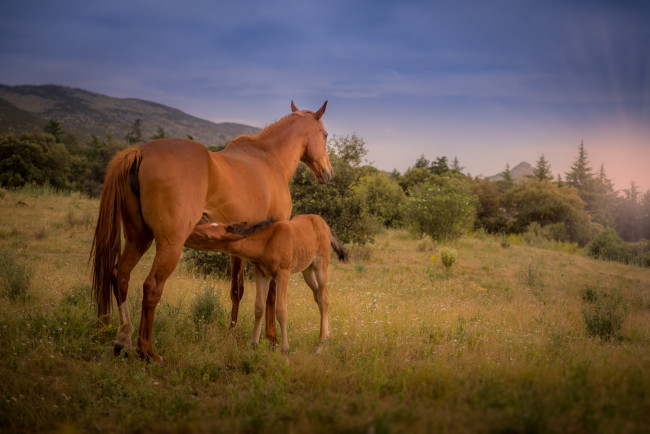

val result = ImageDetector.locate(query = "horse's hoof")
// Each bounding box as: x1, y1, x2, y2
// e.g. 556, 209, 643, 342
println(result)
114, 344, 124, 357
136, 349, 164, 366
250, 342, 258, 350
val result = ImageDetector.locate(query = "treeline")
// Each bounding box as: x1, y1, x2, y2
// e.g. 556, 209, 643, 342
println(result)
0, 120, 225, 197
1, 122, 648, 265
290, 137, 649, 266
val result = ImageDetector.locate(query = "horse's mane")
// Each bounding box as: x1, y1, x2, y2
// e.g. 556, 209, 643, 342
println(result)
257, 112, 309, 140
226, 218, 274, 236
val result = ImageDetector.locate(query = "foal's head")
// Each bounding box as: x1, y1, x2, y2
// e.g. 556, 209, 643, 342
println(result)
188, 222, 246, 250
292, 101, 333, 184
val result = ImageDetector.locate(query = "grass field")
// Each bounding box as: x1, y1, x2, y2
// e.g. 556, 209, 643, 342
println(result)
1, 186, 649, 433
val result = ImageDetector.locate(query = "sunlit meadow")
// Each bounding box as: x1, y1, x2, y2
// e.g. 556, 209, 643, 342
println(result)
1, 186, 649, 432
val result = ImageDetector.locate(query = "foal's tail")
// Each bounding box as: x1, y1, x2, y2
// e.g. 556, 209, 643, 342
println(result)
330, 230, 348, 262
90, 147, 142, 322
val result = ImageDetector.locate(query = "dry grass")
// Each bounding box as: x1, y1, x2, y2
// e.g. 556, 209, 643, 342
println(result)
1, 187, 649, 433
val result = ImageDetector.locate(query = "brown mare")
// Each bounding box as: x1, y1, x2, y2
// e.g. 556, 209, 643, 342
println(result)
186, 215, 348, 353
90, 101, 331, 363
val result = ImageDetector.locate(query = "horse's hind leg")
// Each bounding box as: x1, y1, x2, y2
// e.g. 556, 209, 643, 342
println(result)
111, 236, 152, 355
137, 242, 182, 364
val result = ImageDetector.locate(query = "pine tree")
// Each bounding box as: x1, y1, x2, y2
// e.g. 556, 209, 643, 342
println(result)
532, 154, 553, 181
126, 119, 143, 145
565, 141, 592, 189
413, 154, 429, 169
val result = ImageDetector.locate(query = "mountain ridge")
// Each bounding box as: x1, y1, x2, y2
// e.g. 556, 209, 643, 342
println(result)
0, 84, 259, 146
488, 161, 535, 182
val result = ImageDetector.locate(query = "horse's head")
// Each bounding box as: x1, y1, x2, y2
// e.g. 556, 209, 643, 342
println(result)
292, 101, 333, 184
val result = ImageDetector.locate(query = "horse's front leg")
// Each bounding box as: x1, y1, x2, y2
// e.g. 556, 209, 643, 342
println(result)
229, 256, 245, 329
251, 269, 271, 348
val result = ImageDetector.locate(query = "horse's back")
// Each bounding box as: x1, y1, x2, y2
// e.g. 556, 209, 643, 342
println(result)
137, 139, 212, 240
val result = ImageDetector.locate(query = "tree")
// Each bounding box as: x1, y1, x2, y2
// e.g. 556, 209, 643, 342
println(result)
413, 154, 429, 169
43, 120, 64, 143
0, 133, 71, 189
497, 163, 514, 193
565, 141, 592, 189
125, 119, 143, 145
405, 173, 478, 240
150, 127, 167, 140
290, 134, 378, 244
429, 156, 449, 175
510, 178, 595, 244
532, 154, 553, 181
451, 157, 464, 174
356, 169, 406, 227
472, 177, 513, 233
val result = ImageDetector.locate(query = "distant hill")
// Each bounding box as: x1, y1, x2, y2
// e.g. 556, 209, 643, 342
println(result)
0, 84, 259, 146
488, 161, 534, 183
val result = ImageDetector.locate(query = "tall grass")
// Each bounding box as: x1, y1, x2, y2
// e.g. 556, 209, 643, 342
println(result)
1, 186, 650, 432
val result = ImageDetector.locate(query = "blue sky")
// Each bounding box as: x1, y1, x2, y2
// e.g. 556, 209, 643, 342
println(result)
1, 0, 649, 191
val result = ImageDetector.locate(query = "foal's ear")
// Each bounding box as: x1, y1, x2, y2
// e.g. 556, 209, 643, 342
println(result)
291, 101, 299, 113
314, 100, 327, 120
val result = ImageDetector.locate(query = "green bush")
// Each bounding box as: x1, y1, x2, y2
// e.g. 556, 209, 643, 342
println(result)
190, 285, 225, 328
405, 174, 477, 241
0, 250, 32, 302
439, 247, 457, 269
586, 228, 631, 263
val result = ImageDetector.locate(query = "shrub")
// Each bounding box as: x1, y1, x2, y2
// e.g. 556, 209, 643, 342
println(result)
405, 174, 477, 241
586, 228, 631, 263
416, 234, 435, 252
184, 248, 238, 279
582, 289, 628, 340
190, 285, 225, 328
439, 247, 457, 269
347, 242, 373, 262
0, 250, 32, 302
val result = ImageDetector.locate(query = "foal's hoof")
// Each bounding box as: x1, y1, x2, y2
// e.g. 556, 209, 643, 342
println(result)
114, 344, 125, 357
266, 336, 280, 347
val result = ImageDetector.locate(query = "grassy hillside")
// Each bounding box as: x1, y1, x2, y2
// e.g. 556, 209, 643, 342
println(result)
1, 187, 649, 432
0, 84, 259, 146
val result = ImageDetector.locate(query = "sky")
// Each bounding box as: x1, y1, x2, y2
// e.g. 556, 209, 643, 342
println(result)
1, 0, 649, 192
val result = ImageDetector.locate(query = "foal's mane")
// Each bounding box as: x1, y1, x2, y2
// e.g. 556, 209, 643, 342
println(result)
226, 218, 274, 236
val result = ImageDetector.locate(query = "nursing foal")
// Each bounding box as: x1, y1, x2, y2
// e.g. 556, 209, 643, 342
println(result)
185, 214, 347, 353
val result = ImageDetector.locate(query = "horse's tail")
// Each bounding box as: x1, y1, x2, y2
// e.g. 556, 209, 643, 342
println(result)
90, 147, 143, 322
330, 230, 348, 262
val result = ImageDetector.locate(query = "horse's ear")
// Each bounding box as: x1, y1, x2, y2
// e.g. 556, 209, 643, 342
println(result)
314, 100, 327, 120
291, 101, 299, 113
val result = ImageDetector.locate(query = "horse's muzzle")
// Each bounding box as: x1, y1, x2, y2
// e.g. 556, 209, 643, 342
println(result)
318, 167, 333, 184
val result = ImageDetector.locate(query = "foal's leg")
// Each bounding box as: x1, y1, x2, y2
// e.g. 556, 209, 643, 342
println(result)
137, 242, 182, 364
274, 270, 291, 354
302, 263, 330, 352
251, 269, 271, 348
228, 256, 245, 329
111, 236, 152, 355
